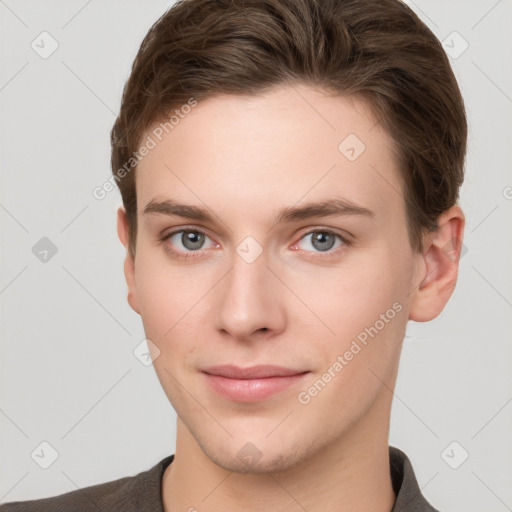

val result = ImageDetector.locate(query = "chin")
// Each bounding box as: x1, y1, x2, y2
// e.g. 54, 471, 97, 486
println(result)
197, 435, 315, 475
210, 451, 303, 475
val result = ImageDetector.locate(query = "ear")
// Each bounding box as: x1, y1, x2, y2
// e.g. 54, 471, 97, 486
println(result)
408, 205, 465, 322
116, 207, 140, 315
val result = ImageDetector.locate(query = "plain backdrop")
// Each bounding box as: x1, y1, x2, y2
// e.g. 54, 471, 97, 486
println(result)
1, 1, 511, 510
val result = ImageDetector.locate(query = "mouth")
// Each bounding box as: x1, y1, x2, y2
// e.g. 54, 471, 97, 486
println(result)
201, 365, 310, 402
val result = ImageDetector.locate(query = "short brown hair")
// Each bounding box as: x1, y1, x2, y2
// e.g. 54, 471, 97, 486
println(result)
111, 0, 467, 258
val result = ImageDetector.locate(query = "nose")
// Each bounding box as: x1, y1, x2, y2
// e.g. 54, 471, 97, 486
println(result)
214, 245, 286, 342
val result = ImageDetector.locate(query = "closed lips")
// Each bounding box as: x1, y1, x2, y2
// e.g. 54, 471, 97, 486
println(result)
201, 365, 308, 379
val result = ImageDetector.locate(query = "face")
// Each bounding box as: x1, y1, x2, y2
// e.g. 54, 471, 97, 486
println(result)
119, 84, 430, 473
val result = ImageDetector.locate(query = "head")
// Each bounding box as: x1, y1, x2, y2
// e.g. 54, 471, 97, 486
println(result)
113, 0, 466, 473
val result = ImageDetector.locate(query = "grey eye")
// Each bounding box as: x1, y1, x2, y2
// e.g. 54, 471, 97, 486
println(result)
310, 231, 337, 251
168, 230, 208, 251
296, 230, 344, 253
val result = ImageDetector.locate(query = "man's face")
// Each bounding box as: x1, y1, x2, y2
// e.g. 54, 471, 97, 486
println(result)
123, 84, 426, 472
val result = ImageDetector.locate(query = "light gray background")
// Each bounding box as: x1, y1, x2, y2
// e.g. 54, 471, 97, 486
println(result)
1, 1, 511, 510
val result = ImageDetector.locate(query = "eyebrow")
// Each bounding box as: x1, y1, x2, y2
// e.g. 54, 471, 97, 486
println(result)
143, 197, 375, 226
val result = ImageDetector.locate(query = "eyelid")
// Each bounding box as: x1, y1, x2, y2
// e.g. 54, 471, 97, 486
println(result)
161, 225, 212, 240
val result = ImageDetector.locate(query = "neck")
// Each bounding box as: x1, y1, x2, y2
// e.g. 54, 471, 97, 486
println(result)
162, 392, 396, 512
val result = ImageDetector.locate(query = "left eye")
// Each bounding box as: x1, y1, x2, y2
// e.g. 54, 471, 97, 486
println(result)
294, 230, 346, 253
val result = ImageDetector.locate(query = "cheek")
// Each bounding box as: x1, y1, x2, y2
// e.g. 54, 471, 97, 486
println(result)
133, 251, 217, 381
295, 248, 411, 340
291, 247, 413, 403
292, 252, 410, 426
134, 249, 207, 335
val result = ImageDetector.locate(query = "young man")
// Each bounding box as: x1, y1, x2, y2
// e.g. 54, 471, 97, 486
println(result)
1, 0, 466, 510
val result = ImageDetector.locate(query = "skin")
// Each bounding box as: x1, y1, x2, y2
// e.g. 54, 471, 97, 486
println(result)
117, 83, 465, 512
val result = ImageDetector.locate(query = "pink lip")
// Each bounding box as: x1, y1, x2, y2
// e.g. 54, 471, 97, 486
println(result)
202, 365, 309, 402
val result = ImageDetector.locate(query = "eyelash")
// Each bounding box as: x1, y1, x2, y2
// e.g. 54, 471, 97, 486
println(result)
159, 227, 352, 261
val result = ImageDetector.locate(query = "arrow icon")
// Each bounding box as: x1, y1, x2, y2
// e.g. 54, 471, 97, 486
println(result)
236, 236, 263, 263
32, 237, 58, 263
441, 441, 469, 469
339, 134, 365, 161
236, 441, 262, 465
442, 32, 468, 59
31, 31, 59, 60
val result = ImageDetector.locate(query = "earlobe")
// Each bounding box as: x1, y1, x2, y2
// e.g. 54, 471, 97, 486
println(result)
408, 205, 465, 322
116, 207, 141, 315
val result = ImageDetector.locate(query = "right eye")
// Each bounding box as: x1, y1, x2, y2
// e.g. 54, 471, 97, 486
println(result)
160, 228, 220, 259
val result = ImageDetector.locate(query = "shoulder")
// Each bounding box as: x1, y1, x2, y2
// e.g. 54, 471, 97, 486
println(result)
0, 455, 174, 512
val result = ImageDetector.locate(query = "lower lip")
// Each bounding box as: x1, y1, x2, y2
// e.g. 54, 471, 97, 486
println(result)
203, 373, 309, 402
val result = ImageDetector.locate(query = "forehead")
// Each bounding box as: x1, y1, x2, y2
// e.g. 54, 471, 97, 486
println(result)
135, 84, 403, 225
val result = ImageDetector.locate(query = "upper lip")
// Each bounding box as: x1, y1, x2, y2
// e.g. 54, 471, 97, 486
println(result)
202, 365, 307, 379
